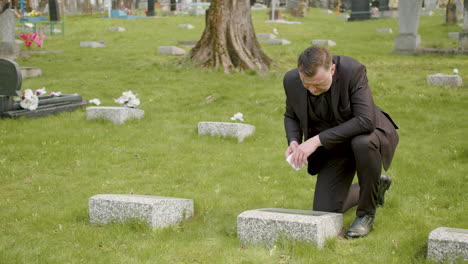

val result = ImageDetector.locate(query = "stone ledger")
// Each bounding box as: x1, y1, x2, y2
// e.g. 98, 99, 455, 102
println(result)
109, 27, 126, 32
157, 46, 186, 55
80, 41, 106, 48
376, 28, 393, 33
86, 106, 145, 124
257, 33, 277, 40
312, 40, 336, 46
427, 75, 463, 87
198, 122, 255, 142
428, 227, 468, 263
449, 32, 460, 39
267, 39, 291, 45
89, 194, 194, 228
238, 208, 342, 248
20, 67, 42, 78
178, 24, 195, 29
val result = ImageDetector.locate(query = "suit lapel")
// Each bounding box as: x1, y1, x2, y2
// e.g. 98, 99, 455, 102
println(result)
294, 71, 309, 139
330, 57, 342, 123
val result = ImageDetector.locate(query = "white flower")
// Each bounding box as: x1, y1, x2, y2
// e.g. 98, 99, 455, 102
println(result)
50, 91, 62, 97
115, 90, 140, 108
453, 68, 459, 74
273, 28, 279, 35
126, 98, 140, 108
20, 89, 39, 111
89, 98, 101, 106
35, 87, 46, 96
230, 112, 244, 122
25, 23, 34, 28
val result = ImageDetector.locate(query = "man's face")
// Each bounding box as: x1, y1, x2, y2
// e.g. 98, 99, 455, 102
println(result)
299, 64, 336, 96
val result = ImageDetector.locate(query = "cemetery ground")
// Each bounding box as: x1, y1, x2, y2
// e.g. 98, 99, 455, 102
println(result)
1, 8, 467, 264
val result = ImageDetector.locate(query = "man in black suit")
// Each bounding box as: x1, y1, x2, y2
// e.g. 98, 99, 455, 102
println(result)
283, 46, 399, 238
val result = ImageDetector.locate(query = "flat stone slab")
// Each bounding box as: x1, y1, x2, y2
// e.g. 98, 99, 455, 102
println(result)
198, 121, 255, 142
238, 208, 342, 248
80, 41, 106, 48
178, 24, 194, 29
257, 33, 276, 40
312, 39, 336, 47
267, 39, 291, 45
89, 194, 194, 228
448, 32, 460, 39
427, 74, 463, 87
178, 40, 198, 46
109, 27, 126, 32
157, 46, 186, 55
376, 28, 393, 33
86, 106, 144, 124
20, 67, 42, 78
428, 227, 468, 263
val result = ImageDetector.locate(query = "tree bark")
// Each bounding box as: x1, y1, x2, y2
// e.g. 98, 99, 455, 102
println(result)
188, 0, 273, 72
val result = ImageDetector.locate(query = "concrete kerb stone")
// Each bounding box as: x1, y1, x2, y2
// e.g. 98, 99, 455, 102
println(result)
80, 41, 106, 48
427, 74, 463, 87
198, 121, 255, 143
86, 106, 144, 124
428, 227, 468, 263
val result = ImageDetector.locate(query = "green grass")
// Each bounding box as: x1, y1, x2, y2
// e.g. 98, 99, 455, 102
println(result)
1, 8, 467, 264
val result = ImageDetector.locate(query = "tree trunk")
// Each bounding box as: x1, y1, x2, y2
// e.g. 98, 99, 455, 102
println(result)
188, 0, 273, 72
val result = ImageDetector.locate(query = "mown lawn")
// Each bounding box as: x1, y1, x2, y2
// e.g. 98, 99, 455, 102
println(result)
1, 8, 467, 264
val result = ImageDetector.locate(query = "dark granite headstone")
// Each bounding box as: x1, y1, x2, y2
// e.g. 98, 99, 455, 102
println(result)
0, 59, 21, 113
48, 0, 61, 21
147, 0, 155, 16
348, 0, 371, 21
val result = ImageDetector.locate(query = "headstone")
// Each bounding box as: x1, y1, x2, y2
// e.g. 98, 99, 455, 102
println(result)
459, 0, 468, 51
86, 106, 145, 124
257, 33, 277, 40
312, 39, 337, 46
456, 0, 464, 20
89, 194, 194, 228
48, 0, 61, 21
348, 0, 371, 21
427, 227, 468, 263
147, 0, 155, 16
198, 121, 255, 143
426, 74, 463, 87
237, 208, 342, 248
0, 58, 22, 113
0, 9, 20, 60
379, 0, 390, 11
394, 0, 423, 54
80, 41, 106, 48
157, 46, 186, 55
20, 67, 42, 78
109, 27, 126, 32
449, 32, 460, 39
267, 39, 291, 45
447, 2, 458, 24
425, 0, 438, 9
319, 0, 328, 9
178, 24, 195, 29
377, 28, 393, 33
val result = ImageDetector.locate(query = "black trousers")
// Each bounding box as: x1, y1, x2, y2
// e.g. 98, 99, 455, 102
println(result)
312, 131, 382, 216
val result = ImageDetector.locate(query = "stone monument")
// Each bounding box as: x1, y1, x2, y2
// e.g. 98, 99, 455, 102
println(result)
459, 0, 468, 51
348, 0, 371, 21
394, 0, 423, 54
0, 9, 20, 60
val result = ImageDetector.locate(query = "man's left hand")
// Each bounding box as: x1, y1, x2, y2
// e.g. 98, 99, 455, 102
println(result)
291, 136, 322, 168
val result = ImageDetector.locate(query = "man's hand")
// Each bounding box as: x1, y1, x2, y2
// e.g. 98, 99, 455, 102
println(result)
285, 141, 299, 159
291, 136, 322, 168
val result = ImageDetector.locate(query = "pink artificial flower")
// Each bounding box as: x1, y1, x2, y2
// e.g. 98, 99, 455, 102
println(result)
34, 33, 46, 47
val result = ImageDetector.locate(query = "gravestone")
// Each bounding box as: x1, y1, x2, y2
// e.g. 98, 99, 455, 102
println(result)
178, 40, 198, 46
178, 24, 194, 29
379, 0, 389, 11
80, 41, 106, 48
459, 0, 468, 51
456, 0, 464, 20
447, 2, 458, 24
348, 0, 371, 21
198, 122, 255, 143
425, 0, 438, 9
312, 39, 336, 46
157, 46, 186, 55
147, 0, 155, 16
86, 106, 145, 124
237, 208, 342, 248
89, 194, 194, 228
267, 39, 291, 45
320, 9, 333, 14
427, 74, 463, 87
0, 9, 20, 60
394, 0, 423, 54
257, 33, 276, 40
109, 27, 126, 32
377, 28, 393, 33
420, 10, 434, 16
0, 58, 86, 119
427, 227, 468, 263
48, 0, 60, 21
449, 32, 460, 39
20, 67, 42, 78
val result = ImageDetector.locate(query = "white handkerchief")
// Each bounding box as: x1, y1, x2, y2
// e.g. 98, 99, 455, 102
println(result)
286, 153, 305, 171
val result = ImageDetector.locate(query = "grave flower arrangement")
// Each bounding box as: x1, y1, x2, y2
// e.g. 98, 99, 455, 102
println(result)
19, 32, 46, 48
25, 10, 42, 17
17, 89, 39, 111
123, 8, 134, 15
114, 91, 140, 108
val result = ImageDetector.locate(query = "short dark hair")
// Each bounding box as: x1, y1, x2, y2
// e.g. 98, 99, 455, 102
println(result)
297, 45, 332, 77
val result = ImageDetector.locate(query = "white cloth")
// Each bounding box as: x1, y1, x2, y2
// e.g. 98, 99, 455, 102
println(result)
286, 153, 305, 171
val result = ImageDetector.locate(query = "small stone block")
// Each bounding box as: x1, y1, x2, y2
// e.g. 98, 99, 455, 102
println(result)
237, 208, 343, 248
109, 27, 126, 32
178, 24, 195, 29
80, 41, 106, 48
427, 75, 463, 87
428, 227, 468, 263
312, 39, 336, 46
20, 67, 42, 78
86, 106, 144, 124
157, 46, 186, 55
376, 28, 393, 33
266, 39, 291, 45
448, 32, 460, 39
198, 121, 255, 142
257, 33, 277, 40
89, 194, 194, 228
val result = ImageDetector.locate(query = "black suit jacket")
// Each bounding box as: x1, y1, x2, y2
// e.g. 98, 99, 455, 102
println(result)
284, 55, 399, 174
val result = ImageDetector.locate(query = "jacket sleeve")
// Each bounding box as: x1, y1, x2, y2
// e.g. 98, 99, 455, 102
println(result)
318, 65, 376, 149
283, 74, 303, 145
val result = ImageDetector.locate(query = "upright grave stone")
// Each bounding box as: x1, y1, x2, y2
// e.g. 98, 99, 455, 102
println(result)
394, 0, 423, 54
237, 208, 342, 248
460, 0, 468, 51
0, 9, 20, 60
147, 0, 155, 16
427, 227, 468, 263
48, 0, 60, 21
456, 0, 464, 20
348, 0, 370, 21
425, 0, 438, 9
379, 0, 389, 11
446, 2, 458, 24
0, 58, 21, 113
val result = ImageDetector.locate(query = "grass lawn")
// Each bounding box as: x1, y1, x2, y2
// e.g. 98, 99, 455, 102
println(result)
1, 8, 467, 264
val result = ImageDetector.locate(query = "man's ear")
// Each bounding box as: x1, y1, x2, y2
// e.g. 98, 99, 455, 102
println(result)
330, 64, 336, 76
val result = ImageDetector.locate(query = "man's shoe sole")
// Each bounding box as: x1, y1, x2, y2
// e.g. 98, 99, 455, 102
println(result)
377, 175, 392, 207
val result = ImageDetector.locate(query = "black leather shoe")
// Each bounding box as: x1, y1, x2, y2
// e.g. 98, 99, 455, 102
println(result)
377, 174, 392, 207
345, 215, 375, 239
